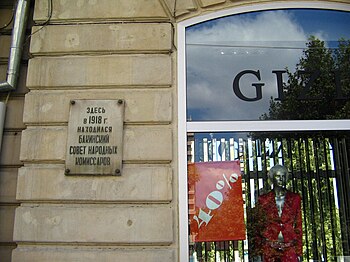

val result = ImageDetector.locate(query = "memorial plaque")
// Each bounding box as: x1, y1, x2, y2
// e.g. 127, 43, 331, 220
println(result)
65, 99, 124, 175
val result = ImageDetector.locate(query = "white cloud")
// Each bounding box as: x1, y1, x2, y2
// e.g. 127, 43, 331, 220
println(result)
186, 10, 309, 120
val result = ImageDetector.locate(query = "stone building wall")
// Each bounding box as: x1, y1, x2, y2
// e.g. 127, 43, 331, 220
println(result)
0, 0, 347, 261
0, 1, 29, 260
12, 0, 175, 261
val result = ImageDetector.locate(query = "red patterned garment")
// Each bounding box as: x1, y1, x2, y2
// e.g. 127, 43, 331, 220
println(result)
255, 191, 302, 262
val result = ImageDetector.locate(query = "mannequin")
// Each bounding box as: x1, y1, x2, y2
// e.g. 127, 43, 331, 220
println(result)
253, 165, 302, 262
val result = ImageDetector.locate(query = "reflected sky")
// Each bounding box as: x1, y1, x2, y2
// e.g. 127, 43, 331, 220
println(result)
186, 9, 350, 121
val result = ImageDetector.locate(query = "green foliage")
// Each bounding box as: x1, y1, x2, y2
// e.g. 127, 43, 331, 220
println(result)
261, 36, 350, 120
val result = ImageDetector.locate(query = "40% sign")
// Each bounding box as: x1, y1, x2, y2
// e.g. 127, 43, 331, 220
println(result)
193, 172, 239, 229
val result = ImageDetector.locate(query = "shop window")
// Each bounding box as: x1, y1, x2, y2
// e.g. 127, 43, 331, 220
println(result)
187, 131, 350, 261
179, 6, 350, 262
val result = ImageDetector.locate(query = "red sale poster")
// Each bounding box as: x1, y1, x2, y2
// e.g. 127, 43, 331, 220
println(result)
188, 161, 246, 242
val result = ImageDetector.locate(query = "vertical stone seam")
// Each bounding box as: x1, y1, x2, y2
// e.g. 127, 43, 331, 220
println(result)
193, 0, 203, 9
158, 0, 176, 21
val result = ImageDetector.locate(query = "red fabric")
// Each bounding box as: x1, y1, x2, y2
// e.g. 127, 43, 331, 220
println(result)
255, 191, 302, 262
188, 161, 246, 242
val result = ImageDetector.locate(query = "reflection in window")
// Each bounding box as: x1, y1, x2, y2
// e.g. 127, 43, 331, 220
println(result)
188, 131, 350, 261
186, 9, 350, 121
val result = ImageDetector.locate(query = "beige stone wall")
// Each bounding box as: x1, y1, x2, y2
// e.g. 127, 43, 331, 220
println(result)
13, 0, 175, 261
6, 0, 350, 261
0, 1, 29, 261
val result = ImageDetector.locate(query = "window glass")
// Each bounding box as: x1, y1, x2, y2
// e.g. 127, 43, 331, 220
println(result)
185, 8, 350, 262
188, 131, 350, 261
186, 9, 350, 121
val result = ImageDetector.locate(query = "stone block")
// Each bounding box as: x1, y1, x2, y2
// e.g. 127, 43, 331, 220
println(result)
0, 168, 18, 203
0, 205, 16, 242
199, 0, 227, 7
0, 35, 10, 60
0, 9, 14, 30
20, 126, 172, 162
164, 0, 176, 14
124, 126, 172, 161
0, 132, 22, 166
30, 23, 172, 54
23, 89, 172, 124
12, 246, 174, 262
175, 0, 197, 17
4, 98, 25, 130
34, 0, 168, 22
17, 165, 172, 202
14, 205, 173, 244
27, 55, 172, 88
20, 127, 66, 162
0, 65, 5, 80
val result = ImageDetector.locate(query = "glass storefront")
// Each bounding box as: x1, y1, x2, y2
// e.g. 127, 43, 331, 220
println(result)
184, 8, 350, 262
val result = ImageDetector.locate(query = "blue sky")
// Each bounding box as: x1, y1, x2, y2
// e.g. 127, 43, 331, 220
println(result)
188, 9, 350, 40
292, 9, 350, 40
186, 9, 350, 121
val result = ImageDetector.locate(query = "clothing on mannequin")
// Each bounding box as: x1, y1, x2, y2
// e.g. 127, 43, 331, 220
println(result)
252, 165, 302, 262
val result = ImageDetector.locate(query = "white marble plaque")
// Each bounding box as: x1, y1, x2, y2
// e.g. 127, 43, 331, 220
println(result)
65, 100, 124, 175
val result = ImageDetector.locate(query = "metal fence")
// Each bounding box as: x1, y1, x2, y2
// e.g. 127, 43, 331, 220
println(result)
188, 131, 350, 262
